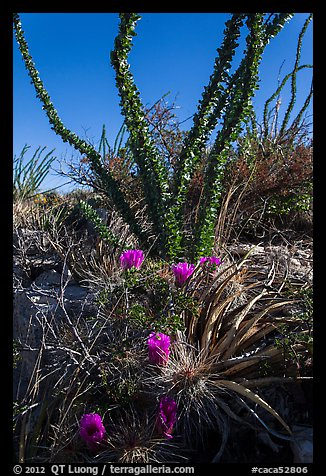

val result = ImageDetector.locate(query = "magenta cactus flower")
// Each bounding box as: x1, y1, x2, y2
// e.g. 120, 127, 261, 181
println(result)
120, 249, 144, 270
156, 396, 177, 439
171, 262, 195, 287
199, 256, 222, 267
148, 332, 171, 365
79, 413, 106, 451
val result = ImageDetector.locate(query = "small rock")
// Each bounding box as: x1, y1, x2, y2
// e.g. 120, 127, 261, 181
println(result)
13, 283, 95, 400
33, 269, 62, 287
63, 285, 89, 300
289, 258, 301, 269
13, 261, 32, 288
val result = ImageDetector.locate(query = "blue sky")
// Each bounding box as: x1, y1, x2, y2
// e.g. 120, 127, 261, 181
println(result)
13, 13, 313, 193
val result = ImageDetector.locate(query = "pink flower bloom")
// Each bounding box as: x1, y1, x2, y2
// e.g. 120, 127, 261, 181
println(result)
171, 262, 195, 287
79, 413, 106, 451
148, 332, 171, 365
199, 256, 222, 267
156, 396, 177, 439
120, 249, 144, 270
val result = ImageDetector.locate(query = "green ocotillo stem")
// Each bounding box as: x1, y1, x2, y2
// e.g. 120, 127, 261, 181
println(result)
110, 13, 170, 253
280, 13, 313, 136
13, 13, 151, 249
191, 13, 295, 260
192, 14, 266, 259
164, 14, 246, 261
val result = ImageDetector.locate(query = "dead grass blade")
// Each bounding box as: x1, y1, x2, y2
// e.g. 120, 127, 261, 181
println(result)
215, 165, 257, 249
216, 290, 267, 360
186, 264, 244, 344
200, 290, 242, 351
236, 323, 277, 352
216, 379, 292, 435
218, 356, 271, 378
224, 299, 293, 358
193, 263, 262, 350
234, 376, 312, 388
19, 413, 28, 463
236, 396, 294, 441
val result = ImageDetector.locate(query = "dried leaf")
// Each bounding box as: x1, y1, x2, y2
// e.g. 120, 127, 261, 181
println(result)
218, 290, 266, 359
216, 379, 292, 434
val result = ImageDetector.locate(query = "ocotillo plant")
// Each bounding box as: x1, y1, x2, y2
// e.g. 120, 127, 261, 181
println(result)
262, 13, 313, 141
13, 13, 295, 261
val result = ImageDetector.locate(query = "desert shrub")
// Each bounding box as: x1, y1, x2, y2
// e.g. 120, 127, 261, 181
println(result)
224, 137, 312, 238
144, 93, 188, 175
